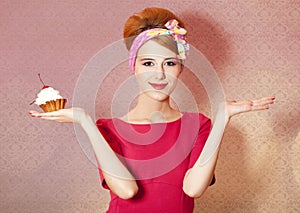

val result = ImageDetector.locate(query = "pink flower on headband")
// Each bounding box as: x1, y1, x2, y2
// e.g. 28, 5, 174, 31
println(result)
128, 19, 189, 73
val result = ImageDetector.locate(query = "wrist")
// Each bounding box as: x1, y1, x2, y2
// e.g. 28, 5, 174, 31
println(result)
78, 111, 92, 126
217, 105, 230, 124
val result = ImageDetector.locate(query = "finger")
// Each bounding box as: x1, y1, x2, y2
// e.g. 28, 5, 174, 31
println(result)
29, 110, 40, 117
256, 96, 275, 102
237, 99, 272, 112
227, 100, 237, 104
39, 116, 60, 121
249, 104, 270, 111
29, 111, 48, 117
233, 100, 254, 107
29, 110, 42, 115
29, 110, 39, 114
31, 109, 66, 117
258, 96, 275, 101
251, 98, 275, 111
29, 111, 43, 117
39, 116, 70, 123
252, 98, 275, 107
253, 96, 275, 103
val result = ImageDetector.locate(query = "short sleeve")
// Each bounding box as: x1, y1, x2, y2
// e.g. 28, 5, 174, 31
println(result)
95, 119, 123, 190
188, 114, 216, 186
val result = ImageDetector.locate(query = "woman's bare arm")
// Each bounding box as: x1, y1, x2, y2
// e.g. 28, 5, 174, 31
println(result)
182, 97, 275, 198
30, 108, 138, 199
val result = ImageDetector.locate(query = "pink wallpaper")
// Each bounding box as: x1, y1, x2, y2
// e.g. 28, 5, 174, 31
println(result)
1, 0, 299, 212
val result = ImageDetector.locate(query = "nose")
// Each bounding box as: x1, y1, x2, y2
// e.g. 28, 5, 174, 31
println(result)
155, 63, 166, 80
156, 70, 166, 80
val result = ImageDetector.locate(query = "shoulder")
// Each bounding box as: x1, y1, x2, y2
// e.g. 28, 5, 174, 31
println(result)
95, 118, 123, 153
95, 118, 116, 137
198, 113, 211, 129
197, 113, 211, 123
96, 117, 113, 128
184, 112, 211, 128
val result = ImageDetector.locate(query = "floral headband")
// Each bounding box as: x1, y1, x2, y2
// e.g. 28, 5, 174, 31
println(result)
128, 19, 189, 73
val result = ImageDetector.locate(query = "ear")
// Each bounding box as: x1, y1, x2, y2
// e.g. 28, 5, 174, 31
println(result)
180, 60, 185, 73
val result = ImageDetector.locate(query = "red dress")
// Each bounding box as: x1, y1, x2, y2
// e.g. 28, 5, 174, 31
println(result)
96, 112, 214, 213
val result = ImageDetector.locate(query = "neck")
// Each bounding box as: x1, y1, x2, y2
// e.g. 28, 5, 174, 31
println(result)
126, 93, 178, 123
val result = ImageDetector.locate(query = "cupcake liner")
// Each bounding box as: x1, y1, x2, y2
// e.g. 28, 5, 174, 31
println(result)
39, 98, 67, 112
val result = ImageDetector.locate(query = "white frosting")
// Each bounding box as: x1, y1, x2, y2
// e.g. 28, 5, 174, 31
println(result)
35, 87, 62, 105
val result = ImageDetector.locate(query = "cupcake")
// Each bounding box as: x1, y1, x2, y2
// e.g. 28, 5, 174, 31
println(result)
31, 74, 67, 112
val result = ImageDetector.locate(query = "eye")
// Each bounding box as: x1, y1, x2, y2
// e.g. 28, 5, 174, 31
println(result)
142, 61, 155, 66
164, 61, 178, 66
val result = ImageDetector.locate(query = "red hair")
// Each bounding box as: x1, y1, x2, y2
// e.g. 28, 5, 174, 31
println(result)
123, 7, 185, 50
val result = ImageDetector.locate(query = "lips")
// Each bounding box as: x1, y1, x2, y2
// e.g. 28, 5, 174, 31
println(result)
149, 82, 168, 90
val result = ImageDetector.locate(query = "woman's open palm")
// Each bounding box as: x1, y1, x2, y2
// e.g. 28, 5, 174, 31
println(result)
225, 96, 275, 118
29, 107, 87, 124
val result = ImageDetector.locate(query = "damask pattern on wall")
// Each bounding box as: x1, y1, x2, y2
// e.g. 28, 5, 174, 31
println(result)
0, 0, 299, 212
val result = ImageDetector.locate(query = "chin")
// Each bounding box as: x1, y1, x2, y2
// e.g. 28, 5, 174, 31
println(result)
145, 91, 170, 102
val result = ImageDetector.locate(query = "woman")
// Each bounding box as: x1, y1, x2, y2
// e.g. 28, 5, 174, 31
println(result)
29, 7, 274, 213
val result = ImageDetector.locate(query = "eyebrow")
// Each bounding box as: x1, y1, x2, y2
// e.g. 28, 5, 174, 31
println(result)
139, 58, 155, 61
138, 57, 178, 61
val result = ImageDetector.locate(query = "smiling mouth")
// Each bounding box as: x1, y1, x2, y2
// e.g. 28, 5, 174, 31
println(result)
149, 82, 168, 90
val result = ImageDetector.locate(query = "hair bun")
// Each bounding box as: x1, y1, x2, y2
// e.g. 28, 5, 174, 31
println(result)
123, 7, 185, 50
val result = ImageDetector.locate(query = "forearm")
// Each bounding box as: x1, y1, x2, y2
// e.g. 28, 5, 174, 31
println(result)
183, 109, 229, 198
80, 115, 138, 199
183, 97, 274, 198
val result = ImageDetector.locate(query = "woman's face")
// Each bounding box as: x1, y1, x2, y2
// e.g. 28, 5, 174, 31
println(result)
134, 39, 182, 102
